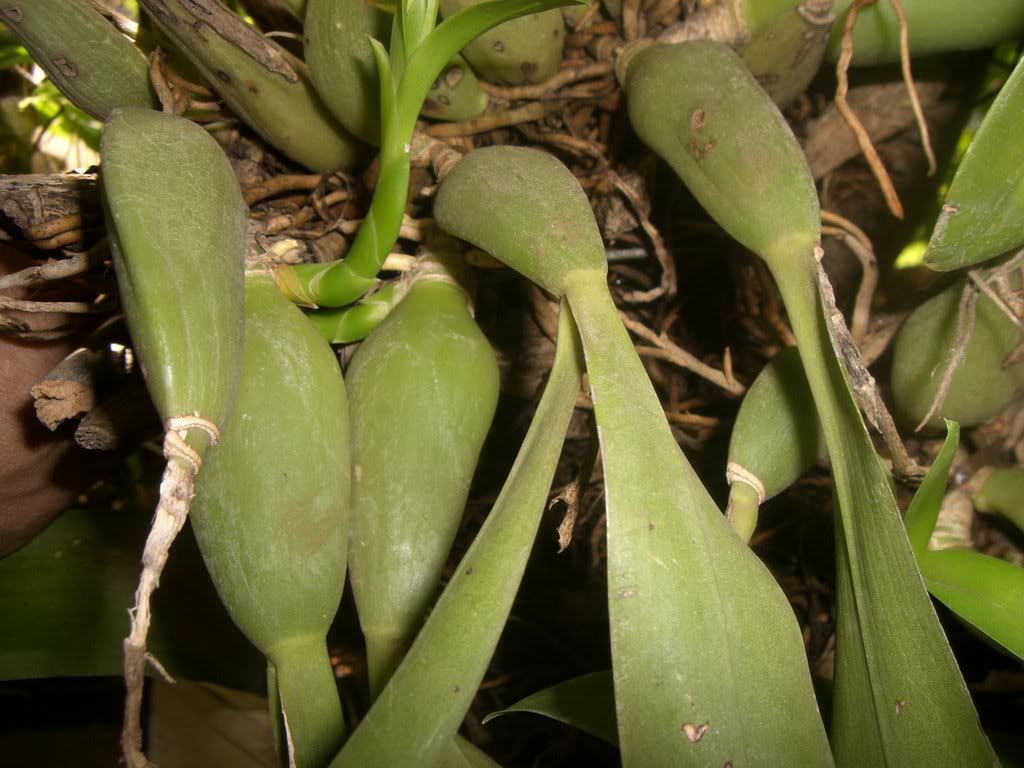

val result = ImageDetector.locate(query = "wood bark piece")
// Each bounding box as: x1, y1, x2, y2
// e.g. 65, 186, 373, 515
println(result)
29, 318, 125, 430
0, 173, 100, 244
75, 376, 158, 451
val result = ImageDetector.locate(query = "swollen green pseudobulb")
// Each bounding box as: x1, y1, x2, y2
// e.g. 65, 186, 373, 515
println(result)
101, 107, 246, 767
891, 278, 1024, 432
191, 275, 349, 768
139, 0, 364, 170
726, 346, 826, 543
738, 1, 834, 108
346, 249, 499, 698
439, 0, 564, 85
423, 55, 489, 122
827, 0, 1024, 65
1, 0, 154, 120
436, 145, 833, 768
305, 0, 391, 144
333, 301, 582, 768
623, 40, 996, 767
925, 54, 1024, 272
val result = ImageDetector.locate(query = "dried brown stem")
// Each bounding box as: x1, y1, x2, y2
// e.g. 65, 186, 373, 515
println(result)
835, 0, 904, 218
814, 258, 925, 479
0, 295, 111, 314
0, 249, 96, 290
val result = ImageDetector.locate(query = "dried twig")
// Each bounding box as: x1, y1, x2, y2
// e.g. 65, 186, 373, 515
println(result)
621, 314, 745, 395
0, 249, 98, 290
243, 173, 323, 206
424, 101, 566, 138
479, 61, 614, 101
0, 295, 112, 314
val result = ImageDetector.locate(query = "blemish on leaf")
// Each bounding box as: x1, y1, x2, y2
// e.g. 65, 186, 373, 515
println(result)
465, 566, 473, 575
443, 66, 464, 89
1, 6, 22, 22
353, 464, 363, 482
690, 107, 706, 132
648, 522, 655, 530
452, 685, 460, 693
689, 137, 717, 161
52, 56, 79, 79
682, 721, 709, 743
621, 589, 634, 599
895, 699, 907, 715
215, 70, 232, 84
521, 61, 538, 77
492, 41, 505, 53
246, 81, 260, 95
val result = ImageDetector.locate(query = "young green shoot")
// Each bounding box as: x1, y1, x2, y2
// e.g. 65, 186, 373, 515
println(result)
274, 0, 587, 308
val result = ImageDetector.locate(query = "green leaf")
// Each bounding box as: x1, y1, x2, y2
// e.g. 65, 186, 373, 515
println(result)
0, 42, 31, 70
919, 549, 1024, 661
483, 671, 617, 746
904, 421, 960, 557
0, 503, 265, 690
925, 53, 1024, 271
330, 303, 584, 768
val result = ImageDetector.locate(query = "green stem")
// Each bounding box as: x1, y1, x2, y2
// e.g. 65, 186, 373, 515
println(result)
272, 639, 345, 768
726, 481, 760, 544
305, 283, 403, 343
363, 629, 409, 701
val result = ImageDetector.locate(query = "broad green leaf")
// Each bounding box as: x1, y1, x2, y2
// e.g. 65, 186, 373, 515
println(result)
783, 267, 996, 767
925, 53, 1024, 271
484, 671, 617, 746
331, 303, 583, 768
624, 38, 995, 766
566, 270, 833, 768
901, 423, 1024, 660
436, 144, 832, 767
0, 503, 264, 690
920, 549, 1024, 661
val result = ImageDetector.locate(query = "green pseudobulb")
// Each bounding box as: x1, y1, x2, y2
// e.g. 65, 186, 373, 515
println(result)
305, 0, 391, 144
346, 261, 499, 696
3, 0, 154, 120
191, 275, 349, 768
892, 278, 1024, 431
102, 107, 245, 453
439, 0, 564, 85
